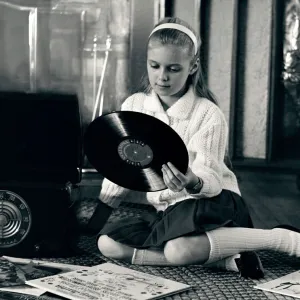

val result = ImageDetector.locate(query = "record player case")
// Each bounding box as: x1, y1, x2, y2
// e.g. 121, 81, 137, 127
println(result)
0, 91, 82, 257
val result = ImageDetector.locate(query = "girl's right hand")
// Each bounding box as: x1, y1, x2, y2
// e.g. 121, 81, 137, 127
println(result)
161, 162, 199, 192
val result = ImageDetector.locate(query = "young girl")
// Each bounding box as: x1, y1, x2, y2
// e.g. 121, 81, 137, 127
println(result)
94, 17, 300, 279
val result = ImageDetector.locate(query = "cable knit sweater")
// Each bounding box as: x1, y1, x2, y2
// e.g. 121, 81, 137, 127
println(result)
99, 86, 241, 211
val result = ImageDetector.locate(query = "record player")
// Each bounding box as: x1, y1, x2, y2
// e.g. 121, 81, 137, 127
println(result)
0, 91, 82, 257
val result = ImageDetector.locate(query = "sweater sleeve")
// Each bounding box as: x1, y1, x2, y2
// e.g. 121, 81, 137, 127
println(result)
99, 178, 130, 208
98, 95, 137, 207
185, 110, 228, 198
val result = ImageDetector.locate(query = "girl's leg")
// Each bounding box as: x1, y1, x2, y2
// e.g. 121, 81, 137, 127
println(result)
98, 226, 300, 275
98, 234, 258, 273
131, 234, 210, 266
98, 235, 134, 263
98, 235, 175, 265
98, 234, 210, 266
163, 234, 211, 265
130, 226, 299, 279
160, 226, 300, 266
132, 245, 249, 274
97, 233, 263, 278
161, 235, 264, 278
204, 226, 300, 264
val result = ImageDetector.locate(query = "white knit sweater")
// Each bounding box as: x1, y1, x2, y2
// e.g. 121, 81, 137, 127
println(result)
99, 86, 241, 211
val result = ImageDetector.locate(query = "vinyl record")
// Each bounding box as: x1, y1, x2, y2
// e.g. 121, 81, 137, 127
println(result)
84, 111, 189, 192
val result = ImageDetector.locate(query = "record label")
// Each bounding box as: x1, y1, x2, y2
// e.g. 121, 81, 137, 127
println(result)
84, 111, 189, 192
117, 139, 153, 167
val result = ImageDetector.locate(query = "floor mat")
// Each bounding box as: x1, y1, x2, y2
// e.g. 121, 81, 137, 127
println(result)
2, 202, 300, 300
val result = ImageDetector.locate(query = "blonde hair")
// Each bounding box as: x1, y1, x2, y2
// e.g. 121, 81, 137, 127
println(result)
138, 17, 218, 105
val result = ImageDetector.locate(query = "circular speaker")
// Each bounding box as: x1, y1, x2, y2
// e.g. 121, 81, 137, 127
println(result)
0, 190, 32, 248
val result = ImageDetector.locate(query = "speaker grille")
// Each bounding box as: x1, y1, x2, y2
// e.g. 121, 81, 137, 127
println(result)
0, 190, 31, 248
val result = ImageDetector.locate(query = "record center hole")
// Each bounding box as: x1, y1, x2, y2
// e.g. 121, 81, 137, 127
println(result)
0, 214, 8, 226
118, 139, 153, 167
126, 144, 150, 161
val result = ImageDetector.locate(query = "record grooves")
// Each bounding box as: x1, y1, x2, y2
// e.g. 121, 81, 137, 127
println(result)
84, 111, 189, 192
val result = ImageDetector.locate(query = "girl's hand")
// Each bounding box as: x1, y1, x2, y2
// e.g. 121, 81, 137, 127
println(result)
161, 162, 199, 192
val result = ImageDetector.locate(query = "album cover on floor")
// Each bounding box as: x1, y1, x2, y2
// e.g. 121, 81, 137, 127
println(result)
254, 270, 300, 298
0, 256, 90, 297
26, 262, 191, 300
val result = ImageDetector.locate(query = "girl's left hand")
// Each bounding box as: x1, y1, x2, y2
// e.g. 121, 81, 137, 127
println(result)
161, 162, 199, 192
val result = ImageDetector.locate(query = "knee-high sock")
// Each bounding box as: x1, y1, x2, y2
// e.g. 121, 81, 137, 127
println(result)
205, 227, 300, 264
204, 255, 241, 272
131, 249, 175, 266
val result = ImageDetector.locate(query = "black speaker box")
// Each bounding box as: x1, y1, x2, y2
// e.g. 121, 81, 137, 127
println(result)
0, 92, 83, 257
0, 182, 78, 258
0, 91, 82, 184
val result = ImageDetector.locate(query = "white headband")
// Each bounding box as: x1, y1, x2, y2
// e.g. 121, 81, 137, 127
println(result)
149, 23, 198, 55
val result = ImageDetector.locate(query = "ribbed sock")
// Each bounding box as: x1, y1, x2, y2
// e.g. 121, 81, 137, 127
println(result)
204, 254, 240, 272
131, 248, 175, 266
205, 227, 300, 264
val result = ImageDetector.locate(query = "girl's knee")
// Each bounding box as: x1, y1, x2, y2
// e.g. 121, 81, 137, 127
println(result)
164, 235, 210, 265
164, 238, 190, 265
97, 234, 134, 262
97, 235, 116, 257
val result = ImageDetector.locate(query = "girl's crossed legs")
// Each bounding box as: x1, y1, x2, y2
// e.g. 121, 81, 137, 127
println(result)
98, 226, 300, 278
98, 232, 210, 265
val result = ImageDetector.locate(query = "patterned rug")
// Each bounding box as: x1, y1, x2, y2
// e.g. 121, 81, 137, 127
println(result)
1, 202, 300, 300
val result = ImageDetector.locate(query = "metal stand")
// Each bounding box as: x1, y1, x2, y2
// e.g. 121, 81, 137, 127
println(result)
92, 35, 112, 121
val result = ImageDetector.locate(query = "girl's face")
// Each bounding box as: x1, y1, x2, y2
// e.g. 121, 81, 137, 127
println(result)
147, 43, 196, 99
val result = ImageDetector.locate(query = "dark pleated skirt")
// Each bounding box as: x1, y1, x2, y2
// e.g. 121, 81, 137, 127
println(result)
100, 189, 253, 249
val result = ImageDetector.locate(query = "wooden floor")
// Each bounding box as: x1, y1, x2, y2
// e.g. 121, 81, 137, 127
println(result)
236, 170, 300, 230
80, 170, 300, 230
